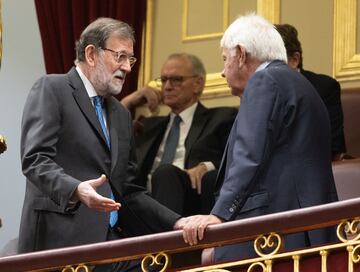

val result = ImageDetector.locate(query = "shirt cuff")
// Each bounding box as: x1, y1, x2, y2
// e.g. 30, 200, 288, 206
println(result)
202, 161, 215, 172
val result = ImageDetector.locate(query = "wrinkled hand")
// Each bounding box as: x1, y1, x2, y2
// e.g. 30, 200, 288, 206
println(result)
74, 174, 121, 212
121, 86, 162, 112
186, 163, 208, 194
180, 215, 222, 246
173, 217, 191, 230
140, 86, 162, 112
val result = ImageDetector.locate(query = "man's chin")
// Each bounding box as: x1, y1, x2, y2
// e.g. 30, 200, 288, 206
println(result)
109, 83, 124, 96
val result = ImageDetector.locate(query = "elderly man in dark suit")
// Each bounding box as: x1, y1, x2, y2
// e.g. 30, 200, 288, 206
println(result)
275, 23, 346, 160
19, 17, 181, 271
135, 53, 237, 216
177, 14, 338, 262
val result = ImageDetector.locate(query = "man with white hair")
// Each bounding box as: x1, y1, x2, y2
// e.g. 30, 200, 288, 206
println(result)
177, 14, 338, 261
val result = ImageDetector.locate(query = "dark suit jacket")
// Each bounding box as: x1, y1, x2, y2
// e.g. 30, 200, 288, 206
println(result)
135, 103, 237, 187
212, 61, 338, 259
18, 67, 180, 253
301, 69, 346, 155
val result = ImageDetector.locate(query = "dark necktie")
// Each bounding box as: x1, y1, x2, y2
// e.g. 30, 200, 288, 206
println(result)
93, 96, 117, 227
160, 115, 182, 165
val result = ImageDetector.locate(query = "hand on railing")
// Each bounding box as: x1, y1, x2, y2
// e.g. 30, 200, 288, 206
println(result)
0, 135, 7, 154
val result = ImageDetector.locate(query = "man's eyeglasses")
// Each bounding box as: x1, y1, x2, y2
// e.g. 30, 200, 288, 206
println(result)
154, 75, 198, 87
101, 48, 137, 68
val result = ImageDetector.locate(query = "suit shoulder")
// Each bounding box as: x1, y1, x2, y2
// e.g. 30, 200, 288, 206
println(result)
302, 69, 340, 88
208, 106, 238, 116
141, 115, 167, 126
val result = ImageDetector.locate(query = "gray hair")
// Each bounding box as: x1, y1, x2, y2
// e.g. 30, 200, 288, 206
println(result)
75, 17, 135, 63
167, 53, 206, 77
220, 13, 287, 63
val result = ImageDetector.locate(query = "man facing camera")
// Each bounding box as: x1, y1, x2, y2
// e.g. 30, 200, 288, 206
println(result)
177, 14, 338, 262
275, 23, 346, 160
19, 17, 182, 271
135, 53, 237, 216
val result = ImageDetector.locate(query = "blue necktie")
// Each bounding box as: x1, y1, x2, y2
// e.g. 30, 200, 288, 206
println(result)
93, 96, 118, 227
160, 115, 182, 165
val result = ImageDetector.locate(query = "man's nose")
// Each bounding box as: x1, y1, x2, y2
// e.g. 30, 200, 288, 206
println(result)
120, 61, 131, 73
162, 79, 173, 89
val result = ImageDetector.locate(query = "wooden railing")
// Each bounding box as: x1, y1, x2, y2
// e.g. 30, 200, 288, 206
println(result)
0, 198, 360, 271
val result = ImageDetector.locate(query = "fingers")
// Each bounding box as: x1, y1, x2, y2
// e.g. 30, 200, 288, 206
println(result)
77, 175, 121, 212
186, 167, 204, 194
196, 174, 202, 194
145, 89, 162, 112
182, 216, 206, 245
181, 215, 223, 246
91, 195, 121, 212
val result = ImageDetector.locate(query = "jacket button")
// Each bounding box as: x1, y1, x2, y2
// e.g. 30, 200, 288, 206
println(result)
229, 208, 234, 213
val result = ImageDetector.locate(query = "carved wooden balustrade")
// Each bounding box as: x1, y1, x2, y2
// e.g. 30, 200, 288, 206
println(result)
0, 198, 359, 272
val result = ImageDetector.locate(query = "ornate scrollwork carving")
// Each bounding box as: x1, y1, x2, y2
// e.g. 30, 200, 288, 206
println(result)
0, 135, 7, 154
141, 252, 170, 272
351, 244, 360, 263
247, 262, 267, 272
337, 218, 360, 242
61, 264, 89, 272
254, 232, 283, 257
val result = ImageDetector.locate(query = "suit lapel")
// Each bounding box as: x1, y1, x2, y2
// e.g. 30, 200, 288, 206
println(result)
137, 117, 169, 170
184, 103, 209, 163
68, 67, 110, 151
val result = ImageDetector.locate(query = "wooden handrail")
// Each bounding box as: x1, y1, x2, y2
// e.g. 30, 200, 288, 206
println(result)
1, 198, 360, 271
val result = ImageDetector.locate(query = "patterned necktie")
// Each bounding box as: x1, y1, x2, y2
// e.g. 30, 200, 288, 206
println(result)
93, 96, 118, 227
160, 115, 182, 165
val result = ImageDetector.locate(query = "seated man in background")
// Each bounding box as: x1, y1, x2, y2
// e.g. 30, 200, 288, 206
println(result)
135, 53, 237, 216
275, 23, 346, 160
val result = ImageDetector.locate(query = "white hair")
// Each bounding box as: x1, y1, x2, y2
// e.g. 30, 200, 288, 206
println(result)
220, 13, 287, 63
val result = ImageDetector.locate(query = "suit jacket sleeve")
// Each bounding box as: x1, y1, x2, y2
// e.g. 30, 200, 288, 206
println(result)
212, 71, 282, 221
21, 76, 80, 212
324, 79, 346, 155
118, 113, 181, 235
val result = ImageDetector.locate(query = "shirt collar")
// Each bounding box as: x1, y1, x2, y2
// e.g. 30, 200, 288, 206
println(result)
171, 102, 198, 123
76, 66, 98, 98
255, 61, 271, 73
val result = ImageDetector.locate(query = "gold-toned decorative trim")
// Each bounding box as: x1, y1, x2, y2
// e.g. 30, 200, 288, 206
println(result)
140, 0, 154, 86
182, 0, 229, 42
247, 262, 266, 272
141, 252, 170, 272
257, 0, 280, 24
333, 0, 360, 81
292, 255, 300, 272
336, 218, 360, 243
352, 244, 360, 263
254, 232, 283, 257
61, 264, 89, 272
320, 250, 329, 272
0, 135, 7, 154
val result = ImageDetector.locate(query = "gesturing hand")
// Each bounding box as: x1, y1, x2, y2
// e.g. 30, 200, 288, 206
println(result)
75, 174, 121, 212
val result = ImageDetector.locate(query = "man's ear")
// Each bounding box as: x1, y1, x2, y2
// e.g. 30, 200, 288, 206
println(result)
84, 45, 97, 67
236, 45, 247, 68
193, 76, 205, 95
288, 52, 301, 69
